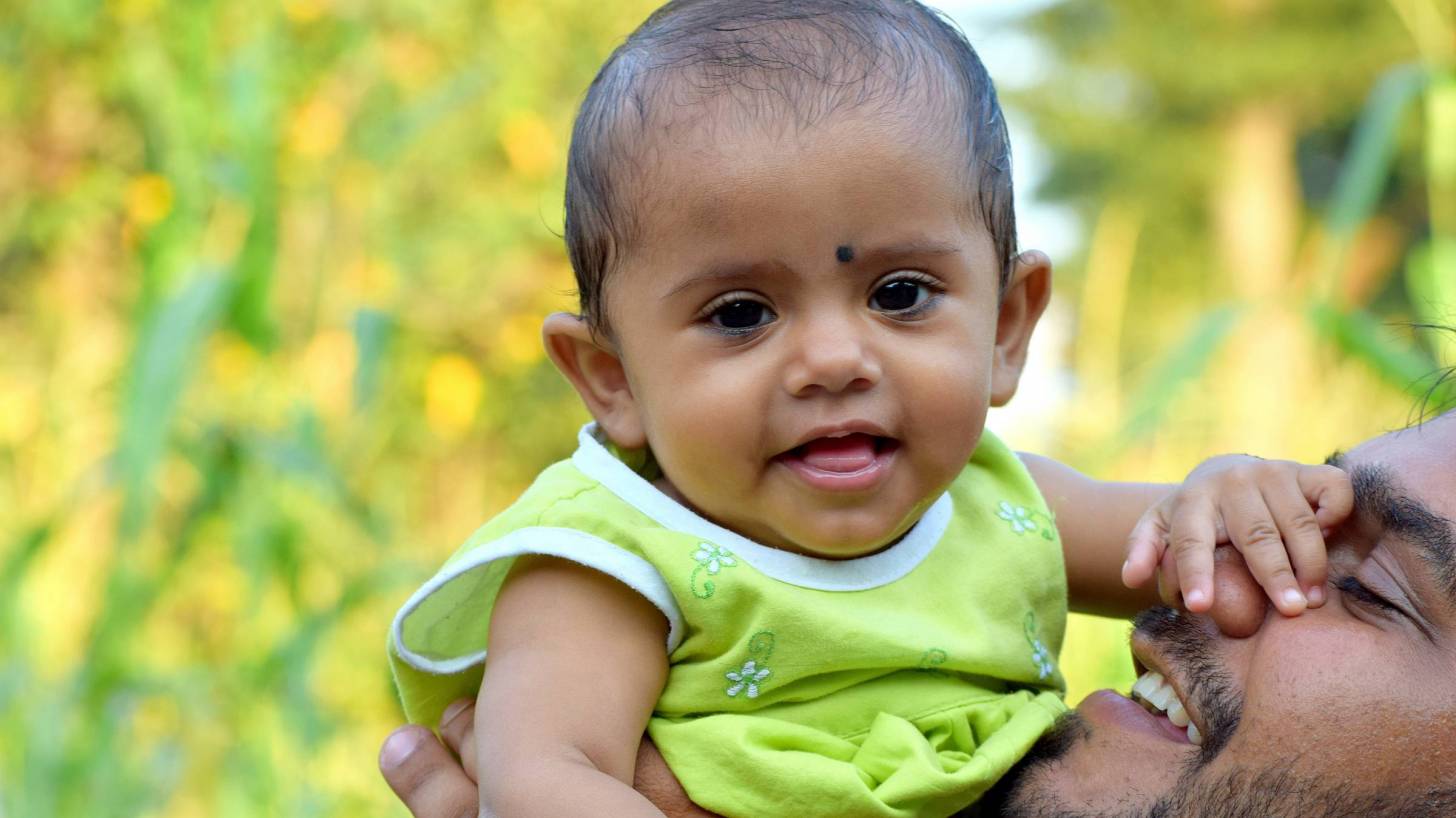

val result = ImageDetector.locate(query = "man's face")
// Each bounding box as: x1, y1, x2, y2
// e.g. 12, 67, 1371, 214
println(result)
992, 413, 1456, 817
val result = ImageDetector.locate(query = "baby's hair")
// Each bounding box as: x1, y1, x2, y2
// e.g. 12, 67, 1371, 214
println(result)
565, 0, 1017, 335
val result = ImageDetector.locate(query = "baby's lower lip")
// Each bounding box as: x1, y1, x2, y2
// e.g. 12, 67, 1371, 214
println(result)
774, 434, 899, 492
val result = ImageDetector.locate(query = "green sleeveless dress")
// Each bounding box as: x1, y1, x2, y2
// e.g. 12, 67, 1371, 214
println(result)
390, 424, 1068, 818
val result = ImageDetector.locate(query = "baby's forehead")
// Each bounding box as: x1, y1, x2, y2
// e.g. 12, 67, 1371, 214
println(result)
612, 68, 975, 216
622, 30, 970, 146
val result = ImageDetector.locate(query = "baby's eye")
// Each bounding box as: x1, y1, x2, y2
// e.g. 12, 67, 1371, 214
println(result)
708, 298, 775, 332
872, 281, 922, 311
869, 275, 937, 314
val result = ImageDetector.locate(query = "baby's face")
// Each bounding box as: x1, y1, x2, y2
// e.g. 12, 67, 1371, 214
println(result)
602, 110, 1037, 558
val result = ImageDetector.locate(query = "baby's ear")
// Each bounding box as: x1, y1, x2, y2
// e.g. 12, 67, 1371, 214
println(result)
989, 250, 1052, 407
542, 312, 647, 448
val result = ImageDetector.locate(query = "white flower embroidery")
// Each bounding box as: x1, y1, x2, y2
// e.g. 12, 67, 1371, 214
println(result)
724, 659, 771, 698
692, 544, 737, 575
997, 501, 1038, 534
1030, 639, 1055, 680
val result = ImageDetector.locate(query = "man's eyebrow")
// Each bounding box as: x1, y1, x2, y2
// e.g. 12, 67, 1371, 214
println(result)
1349, 463, 1456, 604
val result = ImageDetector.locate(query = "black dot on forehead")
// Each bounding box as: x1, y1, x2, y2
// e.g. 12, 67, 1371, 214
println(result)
835, 245, 855, 263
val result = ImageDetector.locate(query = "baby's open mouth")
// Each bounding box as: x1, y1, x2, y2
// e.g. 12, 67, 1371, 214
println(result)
783, 433, 899, 473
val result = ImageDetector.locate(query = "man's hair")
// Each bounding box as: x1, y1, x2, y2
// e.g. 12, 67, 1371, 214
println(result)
564, 0, 1017, 334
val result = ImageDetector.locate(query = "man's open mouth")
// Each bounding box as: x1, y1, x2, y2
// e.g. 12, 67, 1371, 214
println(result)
1130, 670, 1202, 746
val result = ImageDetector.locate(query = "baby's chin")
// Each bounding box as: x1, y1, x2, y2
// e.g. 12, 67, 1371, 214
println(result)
656, 470, 926, 558
760, 517, 918, 560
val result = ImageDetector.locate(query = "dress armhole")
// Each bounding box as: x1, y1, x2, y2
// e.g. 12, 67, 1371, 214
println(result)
391, 526, 684, 675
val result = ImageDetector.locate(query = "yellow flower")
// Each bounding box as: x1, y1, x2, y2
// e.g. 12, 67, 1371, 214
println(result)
126, 173, 173, 226
303, 330, 357, 417
425, 354, 483, 437
283, 0, 329, 24
499, 111, 557, 178
288, 96, 346, 159
497, 311, 544, 368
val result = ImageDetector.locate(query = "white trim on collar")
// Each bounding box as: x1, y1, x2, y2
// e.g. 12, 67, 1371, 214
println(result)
570, 423, 951, 591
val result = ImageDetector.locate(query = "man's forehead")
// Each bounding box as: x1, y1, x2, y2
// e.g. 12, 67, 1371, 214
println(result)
1330, 426, 1456, 606
1341, 411, 1456, 489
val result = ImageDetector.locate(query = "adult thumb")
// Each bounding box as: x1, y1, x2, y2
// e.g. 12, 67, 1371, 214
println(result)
379, 725, 479, 818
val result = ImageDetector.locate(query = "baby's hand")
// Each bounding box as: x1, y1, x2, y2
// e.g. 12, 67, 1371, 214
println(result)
1122, 455, 1354, 616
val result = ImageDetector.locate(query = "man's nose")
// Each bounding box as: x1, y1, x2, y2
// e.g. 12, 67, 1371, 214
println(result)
1208, 546, 1268, 638
780, 315, 882, 397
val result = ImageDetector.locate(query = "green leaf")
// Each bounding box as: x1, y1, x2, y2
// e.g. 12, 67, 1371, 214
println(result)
1405, 238, 1456, 366
1112, 304, 1244, 453
0, 521, 53, 649
115, 272, 235, 542
1324, 63, 1428, 237
1308, 300, 1440, 391
1406, 239, 1456, 321
1317, 63, 1428, 292
351, 308, 393, 411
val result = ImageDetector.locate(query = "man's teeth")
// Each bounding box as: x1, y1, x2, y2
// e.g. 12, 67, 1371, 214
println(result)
1130, 671, 1202, 745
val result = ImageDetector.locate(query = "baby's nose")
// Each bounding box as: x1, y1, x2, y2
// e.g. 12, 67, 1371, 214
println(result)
781, 320, 882, 396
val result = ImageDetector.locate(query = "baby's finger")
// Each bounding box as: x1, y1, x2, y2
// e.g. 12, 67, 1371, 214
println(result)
1261, 480, 1329, 607
1300, 464, 1355, 529
1221, 492, 1306, 616
1165, 496, 1218, 611
1123, 514, 1169, 588
1157, 550, 1182, 609
438, 698, 478, 783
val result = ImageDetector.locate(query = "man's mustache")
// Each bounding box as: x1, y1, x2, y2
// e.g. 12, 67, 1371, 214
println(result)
1131, 606, 1243, 762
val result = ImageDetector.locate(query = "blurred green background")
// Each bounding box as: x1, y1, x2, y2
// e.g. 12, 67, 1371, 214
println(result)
2, 0, 1452, 814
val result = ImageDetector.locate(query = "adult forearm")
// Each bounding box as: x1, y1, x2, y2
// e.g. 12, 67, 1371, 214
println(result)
633, 738, 722, 818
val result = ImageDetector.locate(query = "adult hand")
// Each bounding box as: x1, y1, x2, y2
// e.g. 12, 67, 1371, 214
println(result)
379, 700, 477, 818
380, 699, 721, 818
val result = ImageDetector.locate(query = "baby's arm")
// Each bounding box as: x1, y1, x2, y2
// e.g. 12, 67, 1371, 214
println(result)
1022, 453, 1354, 618
478, 554, 669, 818
1020, 454, 1170, 618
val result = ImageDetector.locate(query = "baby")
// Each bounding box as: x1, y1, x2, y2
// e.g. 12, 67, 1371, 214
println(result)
388, 2, 1351, 816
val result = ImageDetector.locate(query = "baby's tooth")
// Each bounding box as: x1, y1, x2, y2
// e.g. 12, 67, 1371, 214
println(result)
1187, 722, 1202, 745
1166, 701, 1190, 727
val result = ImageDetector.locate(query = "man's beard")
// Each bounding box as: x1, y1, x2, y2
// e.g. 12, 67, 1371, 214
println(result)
968, 607, 1456, 818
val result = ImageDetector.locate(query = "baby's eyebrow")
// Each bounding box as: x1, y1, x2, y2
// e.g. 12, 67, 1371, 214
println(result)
853, 239, 962, 264
661, 239, 961, 301
662, 258, 789, 300
1349, 463, 1456, 607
